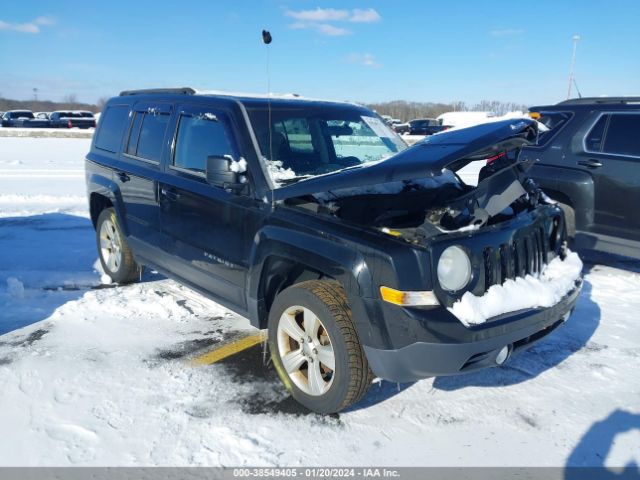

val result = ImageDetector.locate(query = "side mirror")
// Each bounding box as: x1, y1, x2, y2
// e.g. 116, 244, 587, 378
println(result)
206, 155, 244, 192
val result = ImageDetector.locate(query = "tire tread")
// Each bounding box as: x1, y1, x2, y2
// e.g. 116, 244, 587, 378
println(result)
295, 279, 374, 410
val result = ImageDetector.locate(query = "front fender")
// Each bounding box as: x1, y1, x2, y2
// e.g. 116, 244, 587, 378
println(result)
246, 225, 386, 347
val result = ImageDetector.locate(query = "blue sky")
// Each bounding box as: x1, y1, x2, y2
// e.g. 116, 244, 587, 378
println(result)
1, 0, 639, 105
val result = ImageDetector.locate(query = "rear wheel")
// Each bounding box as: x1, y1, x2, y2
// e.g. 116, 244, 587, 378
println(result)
96, 208, 139, 284
268, 280, 373, 414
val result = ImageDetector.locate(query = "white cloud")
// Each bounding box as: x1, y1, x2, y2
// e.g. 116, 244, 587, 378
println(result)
489, 28, 525, 37
346, 53, 381, 68
286, 8, 349, 22
316, 24, 351, 36
349, 8, 381, 23
285, 8, 381, 24
0, 16, 55, 34
290, 22, 351, 36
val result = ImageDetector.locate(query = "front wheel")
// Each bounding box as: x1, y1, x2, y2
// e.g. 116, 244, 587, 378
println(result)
96, 208, 139, 284
268, 280, 373, 414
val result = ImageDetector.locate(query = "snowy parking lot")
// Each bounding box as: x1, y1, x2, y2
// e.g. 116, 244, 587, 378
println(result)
0, 136, 639, 468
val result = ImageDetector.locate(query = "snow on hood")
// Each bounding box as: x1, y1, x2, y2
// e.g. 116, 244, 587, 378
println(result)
272, 118, 537, 201
449, 250, 583, 327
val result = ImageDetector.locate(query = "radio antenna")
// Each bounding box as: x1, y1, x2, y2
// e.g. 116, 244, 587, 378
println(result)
262, 29, 274, 207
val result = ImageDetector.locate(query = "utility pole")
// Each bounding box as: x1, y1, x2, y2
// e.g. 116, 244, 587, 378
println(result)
567, 35, 580, 100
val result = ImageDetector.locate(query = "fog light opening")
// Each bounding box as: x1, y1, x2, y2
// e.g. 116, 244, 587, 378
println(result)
496, 345, 511, 365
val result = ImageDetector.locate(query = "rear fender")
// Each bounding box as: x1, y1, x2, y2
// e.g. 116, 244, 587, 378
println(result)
86, 171, 128, 235
528, 164, 594, 229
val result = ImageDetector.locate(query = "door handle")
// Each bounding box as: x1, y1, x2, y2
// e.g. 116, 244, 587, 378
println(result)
116, 171, 130, 182
161, 187, 181, 201
577, 159, 603, 169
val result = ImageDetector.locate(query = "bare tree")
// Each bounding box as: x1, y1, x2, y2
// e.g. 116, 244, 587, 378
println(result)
96, 97, 109, 111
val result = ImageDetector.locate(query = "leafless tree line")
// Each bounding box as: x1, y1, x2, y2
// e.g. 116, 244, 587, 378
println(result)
364, 100, 530, 122
1, 93, 528, 121
0, 93, 106, 113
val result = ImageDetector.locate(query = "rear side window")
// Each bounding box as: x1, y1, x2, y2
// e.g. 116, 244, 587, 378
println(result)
173, 112, 236, 173
585, 115, 608, 152
94, 105, 129, 153
126, 110, 170, 162
603, 114, 640, 157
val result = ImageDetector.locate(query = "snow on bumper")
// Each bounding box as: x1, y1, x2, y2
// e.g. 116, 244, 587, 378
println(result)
449, 250, 583, 327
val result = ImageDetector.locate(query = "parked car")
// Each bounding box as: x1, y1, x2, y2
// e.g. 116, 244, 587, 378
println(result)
1, 110, 50, 128
87, 88, 581, 413
49, 111, 97, 129
392, 121, 410, 134
381, 115, 402, 127
524, 96, 640, 259
393, 118, 450, 136
76, 110, 96, 119
407, 118, 451, 136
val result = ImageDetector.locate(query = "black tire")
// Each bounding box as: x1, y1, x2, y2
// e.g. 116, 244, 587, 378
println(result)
95, 207, 139, 284
557, 202, 576, 239
268, 280, 373, 414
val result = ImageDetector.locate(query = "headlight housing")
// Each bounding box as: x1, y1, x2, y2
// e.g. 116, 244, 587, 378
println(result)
437, 246, 472, 292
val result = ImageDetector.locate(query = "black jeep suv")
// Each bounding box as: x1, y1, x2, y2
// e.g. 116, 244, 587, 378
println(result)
524, 97, 640, 259
86, 88, 582, 413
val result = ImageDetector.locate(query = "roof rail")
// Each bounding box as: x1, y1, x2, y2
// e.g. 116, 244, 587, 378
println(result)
118, 87, 196, 97
557, 96, 640, 105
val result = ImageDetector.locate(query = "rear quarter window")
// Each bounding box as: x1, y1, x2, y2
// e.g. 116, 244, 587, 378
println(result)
94, 105, 130, 153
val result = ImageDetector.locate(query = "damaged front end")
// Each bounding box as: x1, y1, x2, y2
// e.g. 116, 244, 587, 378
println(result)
277, 118, 553, 245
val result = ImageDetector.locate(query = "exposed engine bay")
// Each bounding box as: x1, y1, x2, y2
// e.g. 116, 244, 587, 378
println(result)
286, 122, 552, 243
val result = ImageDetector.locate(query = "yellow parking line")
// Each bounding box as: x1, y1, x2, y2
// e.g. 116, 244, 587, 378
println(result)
191, 332, 266, 366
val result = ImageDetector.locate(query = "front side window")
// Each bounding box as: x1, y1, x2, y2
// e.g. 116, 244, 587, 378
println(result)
173, 112, 236, 173
534, 111, 573, 145
602, 114, 640, 157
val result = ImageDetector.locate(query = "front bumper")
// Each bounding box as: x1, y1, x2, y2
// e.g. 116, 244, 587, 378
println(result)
363, 278, 582, 383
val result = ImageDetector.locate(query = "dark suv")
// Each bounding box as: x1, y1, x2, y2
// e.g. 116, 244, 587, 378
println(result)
525, 97, 640, 259
86, 88, 582, 413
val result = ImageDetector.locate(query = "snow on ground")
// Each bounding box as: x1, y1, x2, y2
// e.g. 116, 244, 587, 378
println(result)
0, 137, 89, 215
1, 137, 639, 468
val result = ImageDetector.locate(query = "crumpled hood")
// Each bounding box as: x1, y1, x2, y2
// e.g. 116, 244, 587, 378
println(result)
272, 118, 537, 201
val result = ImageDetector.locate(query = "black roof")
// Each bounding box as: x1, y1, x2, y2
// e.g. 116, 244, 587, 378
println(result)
530, 96, 640, 112
115, 87, 362, 111
557, 96, 640, 105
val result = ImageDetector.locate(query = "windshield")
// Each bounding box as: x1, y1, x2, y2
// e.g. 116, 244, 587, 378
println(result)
247, 105, 407, 187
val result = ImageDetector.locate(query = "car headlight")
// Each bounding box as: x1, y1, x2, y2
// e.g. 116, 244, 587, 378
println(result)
437, 246, 472, 292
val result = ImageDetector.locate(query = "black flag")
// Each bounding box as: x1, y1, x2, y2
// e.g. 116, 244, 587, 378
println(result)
262, 30, 272, 44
